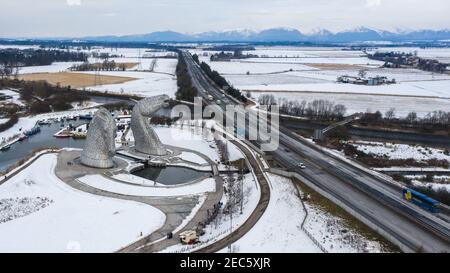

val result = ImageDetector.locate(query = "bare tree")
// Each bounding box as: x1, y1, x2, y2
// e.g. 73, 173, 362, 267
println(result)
385, 108, 396, 120
406, 112, 418, 124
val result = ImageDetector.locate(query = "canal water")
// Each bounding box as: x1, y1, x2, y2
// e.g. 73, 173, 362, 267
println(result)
0, 120, 87, 172
133, 166, 209, 186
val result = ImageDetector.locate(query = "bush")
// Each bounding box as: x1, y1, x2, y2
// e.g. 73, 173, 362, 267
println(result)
0, 115, 19, 133
29, 101, 51, 114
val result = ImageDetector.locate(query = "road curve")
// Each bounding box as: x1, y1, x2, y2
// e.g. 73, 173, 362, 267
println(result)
195, 140, 271, 253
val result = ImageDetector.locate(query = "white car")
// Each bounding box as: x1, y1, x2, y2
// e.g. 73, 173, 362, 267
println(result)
298, 163, 306, 169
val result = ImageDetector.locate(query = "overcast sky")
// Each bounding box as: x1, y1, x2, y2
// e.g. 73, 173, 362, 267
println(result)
0, 0, 449, 38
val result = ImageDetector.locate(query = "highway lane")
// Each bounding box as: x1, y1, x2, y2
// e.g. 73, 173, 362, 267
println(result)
275, 132, 450, 252
181, 51, 450, 252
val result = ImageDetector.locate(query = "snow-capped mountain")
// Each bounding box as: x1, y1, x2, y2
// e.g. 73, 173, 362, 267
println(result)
81, 28, 450, 43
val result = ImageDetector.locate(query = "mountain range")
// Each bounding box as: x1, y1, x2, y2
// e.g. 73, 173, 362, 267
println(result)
81, 27, 450, 43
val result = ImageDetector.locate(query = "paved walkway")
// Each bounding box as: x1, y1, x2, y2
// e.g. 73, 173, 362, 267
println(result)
54, 150, 224, 253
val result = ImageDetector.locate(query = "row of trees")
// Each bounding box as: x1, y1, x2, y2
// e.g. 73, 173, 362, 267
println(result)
0, 48, 87, 67
360, 108, 450, 127
195, 56, 247, 103
70, 60, 128, 71
175, 55, 198, 102
369, 51, 448, 73
0, 62, 20, 79
259, 94, 347, 121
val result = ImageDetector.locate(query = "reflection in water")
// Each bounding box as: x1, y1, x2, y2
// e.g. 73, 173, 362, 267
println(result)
133, 166, 209, 185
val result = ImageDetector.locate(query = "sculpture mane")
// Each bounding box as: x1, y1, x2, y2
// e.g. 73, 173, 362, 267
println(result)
81, 108, 117, 168
131, 95, 169, 156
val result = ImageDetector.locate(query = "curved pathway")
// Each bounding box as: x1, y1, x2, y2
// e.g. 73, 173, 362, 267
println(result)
195, 140, 271, 253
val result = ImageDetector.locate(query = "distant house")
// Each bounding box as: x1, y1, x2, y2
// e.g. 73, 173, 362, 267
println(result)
337, 75, 395, 86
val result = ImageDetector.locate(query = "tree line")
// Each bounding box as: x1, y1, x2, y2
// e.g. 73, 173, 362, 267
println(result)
176, 55, 198, 102
193, 54, 247, 103
70, 60, 127, 71
259, 94, 347, 121
360, 108, 450, 128
0, 48, 87, 67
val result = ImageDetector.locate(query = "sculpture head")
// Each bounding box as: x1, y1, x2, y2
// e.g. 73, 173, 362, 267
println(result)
81, 107, 117, 168
134, 95, 170, 117
131, 95, 169, 156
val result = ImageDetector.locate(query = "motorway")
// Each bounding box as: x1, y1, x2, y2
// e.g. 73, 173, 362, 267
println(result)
181, 51, 450, 253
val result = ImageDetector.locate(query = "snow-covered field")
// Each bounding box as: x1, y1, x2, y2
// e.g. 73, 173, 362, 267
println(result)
83, 71, 177, 98
102, 57, 177, 74
18, 62, 83, 74
0, 154, 166, 253
190, 46, 450, 117
349, 141, 450, 162
228, 174, 319, 253
10, 46, 178, 98
244, 46, 367, 58
238, 79, 450, 98
371, 47, 450, 63
250, 91, 450, 118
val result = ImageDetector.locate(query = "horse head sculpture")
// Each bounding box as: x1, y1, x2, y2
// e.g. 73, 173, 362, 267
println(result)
131, 95, 169, 156
81, 108, 117, 168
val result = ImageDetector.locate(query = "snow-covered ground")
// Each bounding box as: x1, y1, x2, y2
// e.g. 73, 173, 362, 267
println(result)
161, 172, 260, 253
304, 200, 391, 253
103, 57, 177, 74
78, 174, 216, 197
411, 180, 450, 192
83, 71, 177, 98
0, 89, 25, 106
191, 46, 450, 117
226, 174, 319, 253
152, 123, 244, 164
371, 47, 450, 63
244, 46, 367, 58
349, 141, 450, 162
0, 154, 166, 253
179, 152, 208, 165
238, 80, 450, 98
18, 62, 83, 74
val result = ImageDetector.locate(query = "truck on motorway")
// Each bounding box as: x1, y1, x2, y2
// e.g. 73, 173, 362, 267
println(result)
403, 188, 441, 213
